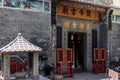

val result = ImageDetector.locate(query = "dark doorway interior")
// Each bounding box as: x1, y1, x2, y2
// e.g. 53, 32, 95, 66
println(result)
68, 32, 85, 71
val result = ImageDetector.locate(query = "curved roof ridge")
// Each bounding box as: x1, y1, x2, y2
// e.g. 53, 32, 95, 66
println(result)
0, 33, 42, 53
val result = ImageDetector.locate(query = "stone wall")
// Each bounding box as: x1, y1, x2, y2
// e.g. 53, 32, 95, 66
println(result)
110, 23, 120, 61
99, 12, 108, 49
99, 23, 108, 48
0, 8, 51, 60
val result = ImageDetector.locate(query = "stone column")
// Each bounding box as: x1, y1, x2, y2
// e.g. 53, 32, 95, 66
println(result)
33, 52, 39, 79
3, 53, 10, 80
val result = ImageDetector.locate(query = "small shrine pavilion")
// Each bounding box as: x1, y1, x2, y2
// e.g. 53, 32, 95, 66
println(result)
0, 33, 42, 79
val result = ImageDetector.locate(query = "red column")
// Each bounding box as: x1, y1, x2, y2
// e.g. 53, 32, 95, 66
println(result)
59, 63, 62, 75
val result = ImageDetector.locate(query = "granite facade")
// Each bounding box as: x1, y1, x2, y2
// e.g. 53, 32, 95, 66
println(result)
0, 8, 52, 62
110, 23, 120, 61
57, 16, 100, 71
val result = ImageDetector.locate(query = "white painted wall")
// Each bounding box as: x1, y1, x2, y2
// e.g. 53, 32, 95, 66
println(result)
113, 0, 120, 7
112, 0, 120, 15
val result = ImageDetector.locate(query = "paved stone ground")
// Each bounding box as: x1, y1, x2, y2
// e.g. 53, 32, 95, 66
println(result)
63, 72, 113, 80
10, 72, 113, 80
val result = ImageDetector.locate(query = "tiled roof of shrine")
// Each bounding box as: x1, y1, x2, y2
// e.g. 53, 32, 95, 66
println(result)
0, 33, 42, 53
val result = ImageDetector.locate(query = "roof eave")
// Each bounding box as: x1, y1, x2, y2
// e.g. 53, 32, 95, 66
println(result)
1, 50, 42, 54
69, 0, 113, 8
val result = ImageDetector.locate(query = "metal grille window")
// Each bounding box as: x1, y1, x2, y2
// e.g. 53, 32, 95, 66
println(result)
0, 0, 2, 6
115, 15, 120, 22
2, 0, 51, 12
44, 1, 50, 12
112, 15, 120, 22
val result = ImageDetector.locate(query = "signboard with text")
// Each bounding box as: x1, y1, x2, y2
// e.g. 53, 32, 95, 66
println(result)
108, 69, 120, 80
59, 1, 108, 12
57, 4, 99, 21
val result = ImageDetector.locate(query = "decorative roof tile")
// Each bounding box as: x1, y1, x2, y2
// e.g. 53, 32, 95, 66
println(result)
0, 33, 42, 53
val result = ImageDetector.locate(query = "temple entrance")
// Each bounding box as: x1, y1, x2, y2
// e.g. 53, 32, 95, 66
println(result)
68, 32, 86, 72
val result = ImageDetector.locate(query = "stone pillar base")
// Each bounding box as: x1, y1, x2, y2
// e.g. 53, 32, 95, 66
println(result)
32, 75, 39, 80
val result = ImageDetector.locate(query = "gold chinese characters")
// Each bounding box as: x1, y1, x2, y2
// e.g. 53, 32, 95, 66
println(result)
64, 20, 91, 30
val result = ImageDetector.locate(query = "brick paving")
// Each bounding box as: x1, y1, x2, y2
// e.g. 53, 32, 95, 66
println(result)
63, 72, 113, 80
